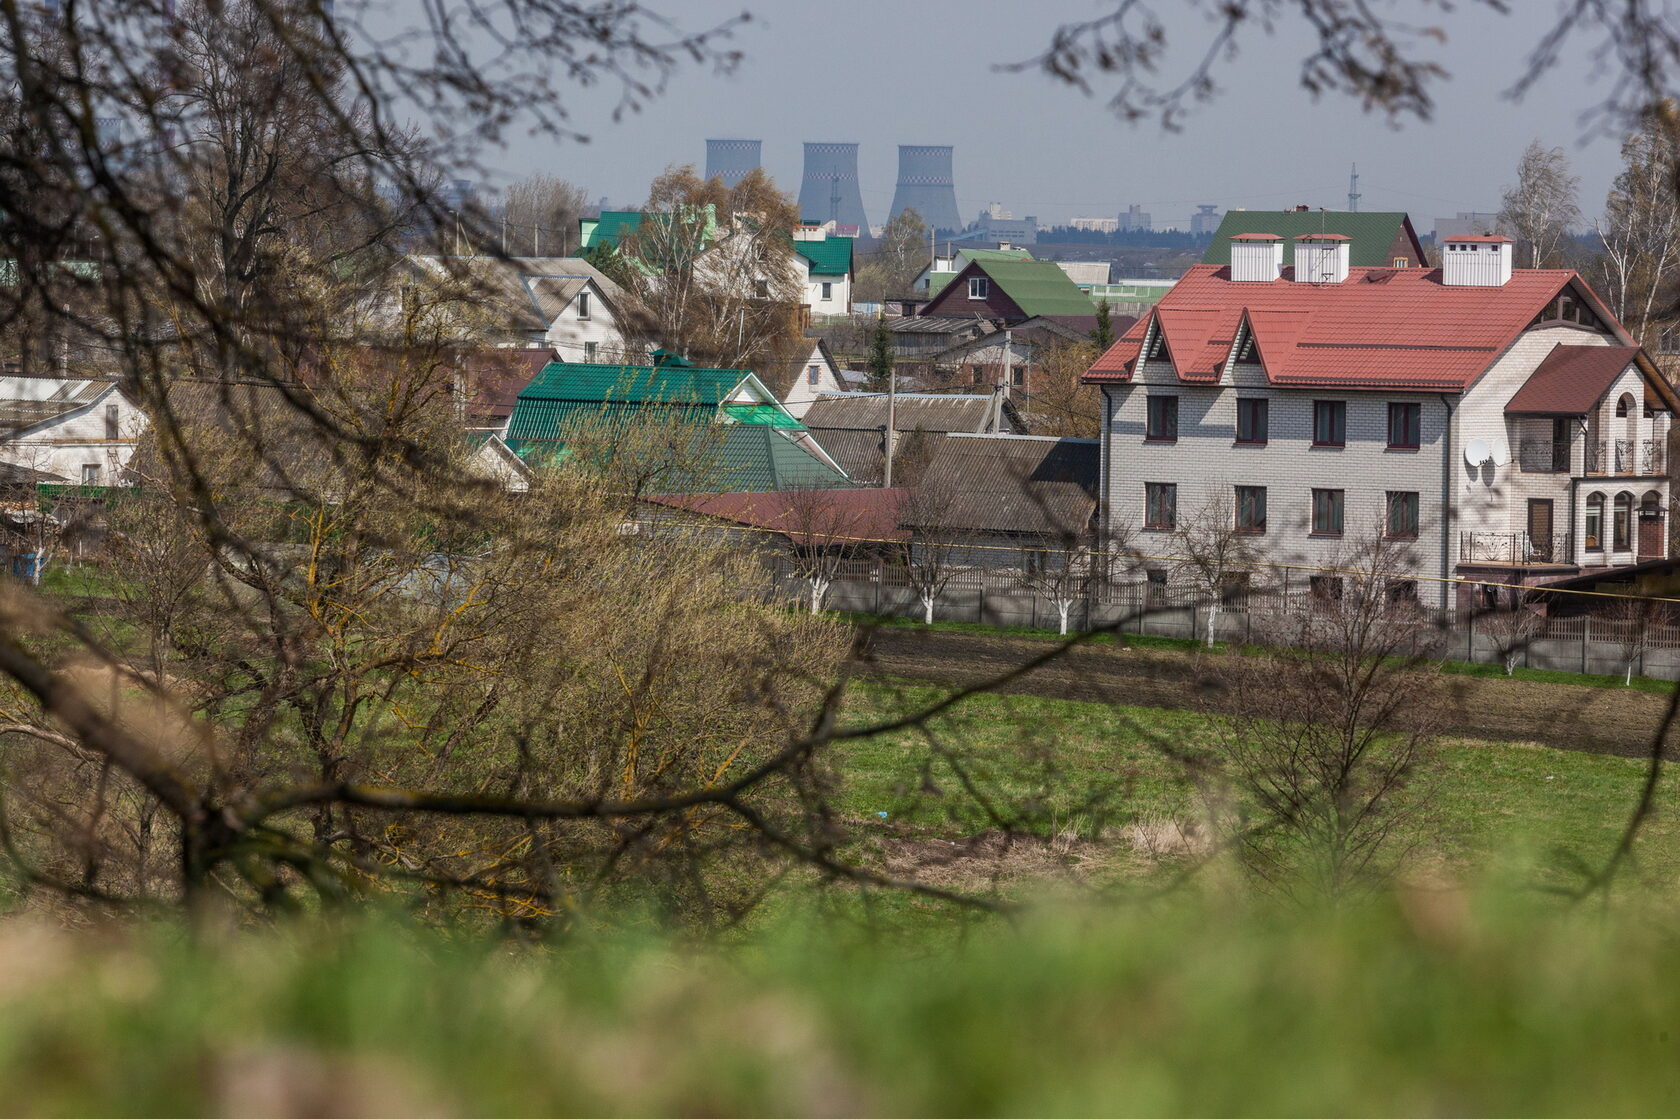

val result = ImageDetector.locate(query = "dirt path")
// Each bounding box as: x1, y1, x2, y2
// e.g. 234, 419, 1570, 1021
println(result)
859, 627, 1676, 760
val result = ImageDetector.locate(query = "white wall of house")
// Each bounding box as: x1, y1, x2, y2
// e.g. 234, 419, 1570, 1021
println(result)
0, 385, 146, 485
1103, 323, 1673, 608
804, 267, 851, 318
781, 344, 847, 418
1107, 356, 1452, 603
1454, 327, 1669, 571
542, 280, 642, 364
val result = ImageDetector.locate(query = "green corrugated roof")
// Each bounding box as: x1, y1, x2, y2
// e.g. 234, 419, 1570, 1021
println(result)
506, 399, 716, 443
509, 422, 850, 492
962, 248, 1033, 263
925, 270, 958, 297
980, 258, 1098, 317
793, 236, 853, 276
1202, 211, 1422, 267
721, 401, 804, 429
517, 361, 749, 406
579, 210, 643, 251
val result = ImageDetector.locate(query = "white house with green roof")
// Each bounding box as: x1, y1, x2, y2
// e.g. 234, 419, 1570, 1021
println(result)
792, 226, 853, 319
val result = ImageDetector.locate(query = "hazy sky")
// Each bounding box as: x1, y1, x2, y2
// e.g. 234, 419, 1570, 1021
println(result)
456, 0, 1631, 232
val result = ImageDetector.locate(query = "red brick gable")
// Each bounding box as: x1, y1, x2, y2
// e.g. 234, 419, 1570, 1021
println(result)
1084, 264, 1629, 392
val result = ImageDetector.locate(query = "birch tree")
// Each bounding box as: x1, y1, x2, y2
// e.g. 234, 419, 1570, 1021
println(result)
1595, 112, 1680, 347
1498, 141, 1583, 268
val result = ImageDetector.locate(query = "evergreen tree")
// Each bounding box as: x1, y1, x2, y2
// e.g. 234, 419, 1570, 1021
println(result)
867, 313, 895, 391
1090, 299, 1115, 351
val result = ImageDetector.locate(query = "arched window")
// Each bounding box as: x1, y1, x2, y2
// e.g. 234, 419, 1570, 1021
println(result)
1617, 396, 1631, 417
1586, 493, 1605, 551
1643, 490, 1664, 515
1614, 492, 1635, 551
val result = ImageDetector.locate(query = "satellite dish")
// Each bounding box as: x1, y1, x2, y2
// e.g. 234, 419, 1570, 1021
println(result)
1464, 438, 1490, 467
1491, 438, 1512, 466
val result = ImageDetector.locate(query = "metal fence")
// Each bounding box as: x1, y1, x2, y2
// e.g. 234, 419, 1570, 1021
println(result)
761, 556, 1680, 681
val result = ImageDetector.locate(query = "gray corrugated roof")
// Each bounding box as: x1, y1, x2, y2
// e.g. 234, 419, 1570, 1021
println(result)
799, 393, 999, 433
909, 433, 1100, 539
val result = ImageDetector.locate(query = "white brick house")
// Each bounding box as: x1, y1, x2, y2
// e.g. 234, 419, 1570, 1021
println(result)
1087, 233, 1680, 609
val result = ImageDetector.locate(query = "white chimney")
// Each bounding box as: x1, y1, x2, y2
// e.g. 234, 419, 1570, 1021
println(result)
1441, 235, 1513, 286
1230, 233, 1283, 282
1293, 233, 1350, 284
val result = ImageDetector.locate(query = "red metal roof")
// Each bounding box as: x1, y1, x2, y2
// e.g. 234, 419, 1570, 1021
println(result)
1293, 233, 1351, 241
643, 488, 910, 543
1504, 344, 1643, 415
1230, 232, 1282, 241
462, 348, 557, 421
1085, 263, 1626, 391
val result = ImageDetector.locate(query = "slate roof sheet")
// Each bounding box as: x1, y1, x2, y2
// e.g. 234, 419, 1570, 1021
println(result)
910, 433, 1100, 539
1505, 344, 1642, 415
1086, 264, 1617, 391
799, 392, 998, 433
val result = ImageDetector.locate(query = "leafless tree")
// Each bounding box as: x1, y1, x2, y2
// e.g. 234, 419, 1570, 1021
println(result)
1607, 594, 1662, 685
1479, 597, 1550, 677
496, 173, 589, 258
1210, 532, 1439, 899
1594, 107, 1680, 348
1499, 141, 1584, 268
1019, 540, 1093, 637
614, 165, 807, 382
1169, 490, 1257, 648
1021, 340, 1102, 438
902, 475, 967, 626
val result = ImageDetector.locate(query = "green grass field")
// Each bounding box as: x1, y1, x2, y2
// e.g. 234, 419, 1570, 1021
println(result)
830, 680, 1680, 896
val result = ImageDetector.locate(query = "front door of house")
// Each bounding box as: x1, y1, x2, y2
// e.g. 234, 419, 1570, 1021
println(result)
1639, 508, 1666, 560
1528, 499, 1554, 561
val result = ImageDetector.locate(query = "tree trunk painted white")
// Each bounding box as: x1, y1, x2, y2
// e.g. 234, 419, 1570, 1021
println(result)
1205, 602, 1220, 648
922, 593, 935, 625
1056, 599, 1072, 636
809, 576, 830, 615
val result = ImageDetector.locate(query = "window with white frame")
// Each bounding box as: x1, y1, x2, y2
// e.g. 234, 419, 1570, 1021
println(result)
968, 275, 989, 300
820, 281, 833, 301
584, 341, 598, 362
807, 364, 820, 386
576, 290, 591, 319
80, 463, 101, 485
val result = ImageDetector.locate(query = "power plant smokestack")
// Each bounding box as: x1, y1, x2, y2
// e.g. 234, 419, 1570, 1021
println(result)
890, 144, 961, 234
797, 142, 869, 232
705, 138, 761, 188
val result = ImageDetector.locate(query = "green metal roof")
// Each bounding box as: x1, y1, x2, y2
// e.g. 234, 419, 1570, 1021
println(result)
1203, 211, 1424, 267
979, 258, 1098, 317
516, 361, 750, 406
793, 236, 853, 276
579, 210, 643, 251
509, 422, 850, 492
720, 401, 803, 428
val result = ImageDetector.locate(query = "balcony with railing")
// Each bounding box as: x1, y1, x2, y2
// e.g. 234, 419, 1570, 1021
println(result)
1583, 438, 1665, 476
1459, 531, 1573, 566
1518, 438, 1571, 473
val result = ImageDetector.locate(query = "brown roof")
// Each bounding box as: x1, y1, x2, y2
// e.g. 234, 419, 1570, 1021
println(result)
643, 488, 910, 543
461, 348, 556, 423
1505, 344, 1643, 416
908, 433, 1099, 540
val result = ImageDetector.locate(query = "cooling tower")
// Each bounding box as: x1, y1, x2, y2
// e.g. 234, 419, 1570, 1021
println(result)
797, 142, 869, 231
705, 138, 761, 188
890, 144, 961, 234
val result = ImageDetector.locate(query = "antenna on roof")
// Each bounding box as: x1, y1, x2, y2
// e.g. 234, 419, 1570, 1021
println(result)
1347, 163, 1361, 213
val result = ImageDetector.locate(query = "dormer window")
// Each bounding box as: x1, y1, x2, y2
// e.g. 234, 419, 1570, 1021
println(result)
968, 276, 989, 300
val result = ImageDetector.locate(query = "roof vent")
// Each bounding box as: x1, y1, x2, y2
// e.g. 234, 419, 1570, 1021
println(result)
1230, 233, 1283, 282
1441, 235, 1513, 287
1294, 233, 1350, 284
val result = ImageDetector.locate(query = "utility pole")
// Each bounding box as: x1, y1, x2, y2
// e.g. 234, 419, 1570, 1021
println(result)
1001, 328, 1014, 407
884, 363, 897, 488
501, 214, 507, 255
535, 223, 541, 256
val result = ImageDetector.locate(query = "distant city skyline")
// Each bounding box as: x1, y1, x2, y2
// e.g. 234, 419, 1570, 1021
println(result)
437, 1, 1631, 233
